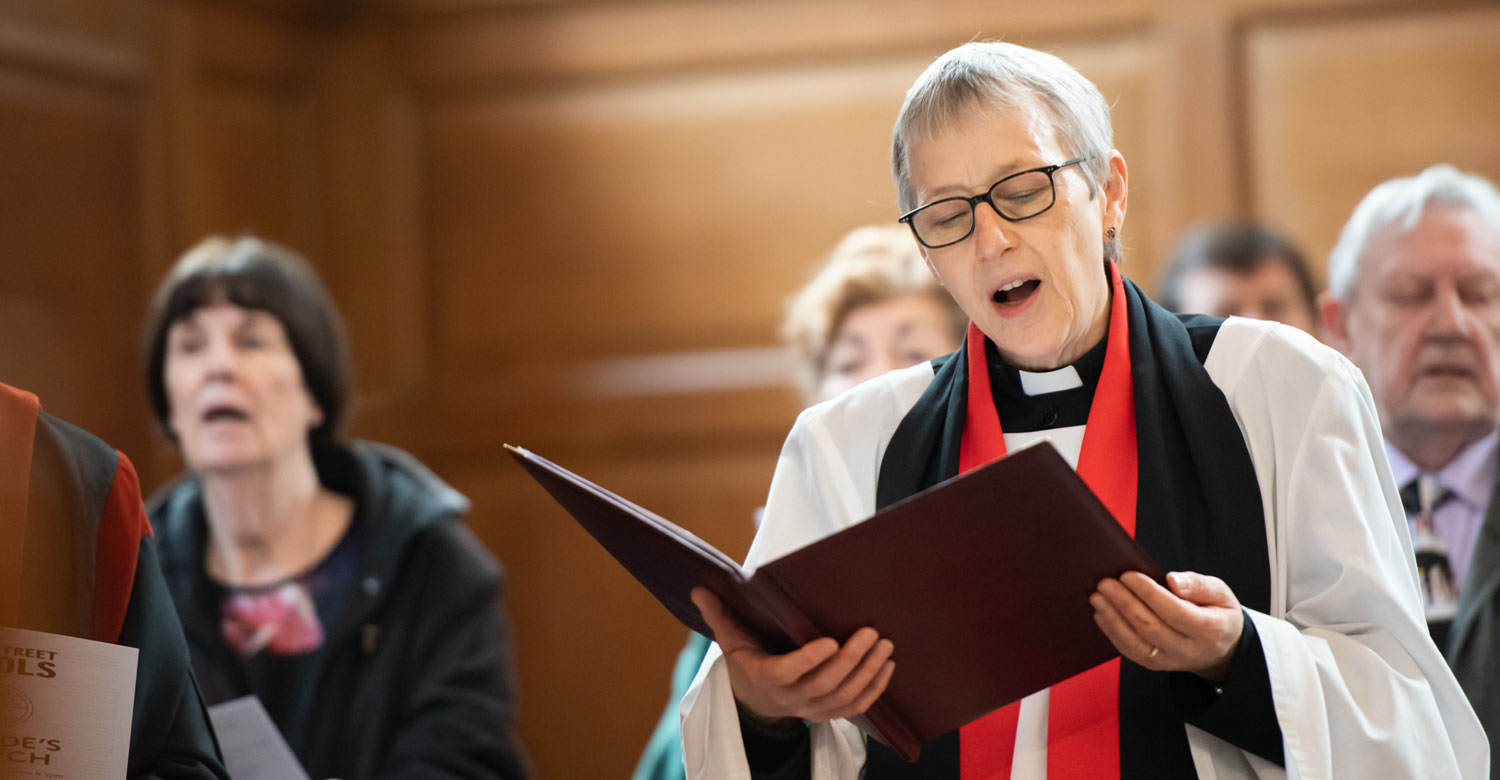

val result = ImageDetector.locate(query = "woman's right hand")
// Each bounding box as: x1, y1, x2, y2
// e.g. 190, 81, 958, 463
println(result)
690, 587, 895, 724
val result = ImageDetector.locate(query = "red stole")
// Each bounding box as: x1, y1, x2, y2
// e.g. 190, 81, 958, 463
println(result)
958, 260, 1138, 780
0, 382, 40, 628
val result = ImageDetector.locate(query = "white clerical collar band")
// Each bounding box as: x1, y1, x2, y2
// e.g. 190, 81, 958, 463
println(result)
1017, 365, 1084, 396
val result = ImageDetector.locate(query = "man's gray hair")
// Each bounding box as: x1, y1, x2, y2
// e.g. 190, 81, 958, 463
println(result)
1327, 164, 1500, 299
891, 41, 1114, 215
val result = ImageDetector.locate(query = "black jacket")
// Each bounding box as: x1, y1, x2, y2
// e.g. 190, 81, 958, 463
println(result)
150, 440, 531, 780
3, 379, 228, 780
1444, 469, 1500, 779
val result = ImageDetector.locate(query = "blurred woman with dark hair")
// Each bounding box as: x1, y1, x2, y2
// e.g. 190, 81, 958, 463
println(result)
142, 236, 530, 780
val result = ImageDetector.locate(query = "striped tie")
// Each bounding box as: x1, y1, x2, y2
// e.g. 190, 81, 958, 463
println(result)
1400, 475, 1458, 639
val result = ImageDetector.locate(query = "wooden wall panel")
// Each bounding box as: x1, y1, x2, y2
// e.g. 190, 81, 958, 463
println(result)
0, 24, 151, 468
162, 5, 321, 258
392, 0, 1160, 86
187, 81, 320, 247
310, 24, 430, 441
420, 60, 920, 369
0, 0, 149, 59
1050, 36, 1166, 281
413, 57, 928, 470
1245, 4, 1500, 282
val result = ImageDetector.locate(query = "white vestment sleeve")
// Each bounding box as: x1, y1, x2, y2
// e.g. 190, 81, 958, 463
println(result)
681, 367, 931, 780
1204, 321, 1489, 779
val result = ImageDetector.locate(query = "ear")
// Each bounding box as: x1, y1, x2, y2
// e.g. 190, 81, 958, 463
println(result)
1317, 290, 1353, 355
1101, 150, 1128, 233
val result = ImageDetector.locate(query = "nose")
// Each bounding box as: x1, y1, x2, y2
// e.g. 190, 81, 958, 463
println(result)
200, 336, 240, 380
865, 352, 900, 383
971, 201, 1016, 259
1426, 283, 1471, 336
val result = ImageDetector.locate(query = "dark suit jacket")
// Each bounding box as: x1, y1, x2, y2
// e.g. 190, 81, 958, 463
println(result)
1447, 467, 1500, 776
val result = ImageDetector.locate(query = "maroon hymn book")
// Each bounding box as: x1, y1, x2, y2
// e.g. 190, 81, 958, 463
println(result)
505, 442, 1163, 763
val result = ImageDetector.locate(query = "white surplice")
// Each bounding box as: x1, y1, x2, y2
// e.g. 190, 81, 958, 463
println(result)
681, 318, 1489, 780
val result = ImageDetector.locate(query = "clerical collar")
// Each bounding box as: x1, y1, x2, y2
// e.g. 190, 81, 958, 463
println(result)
1018, 365, 1083, 395
984, 332, 1107, 433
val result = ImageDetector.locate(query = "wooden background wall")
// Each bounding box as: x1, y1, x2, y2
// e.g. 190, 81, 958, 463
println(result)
2, 0, 1498, 776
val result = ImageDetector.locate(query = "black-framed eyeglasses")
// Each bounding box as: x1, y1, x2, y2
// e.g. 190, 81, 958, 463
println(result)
898, 157, 1090, 249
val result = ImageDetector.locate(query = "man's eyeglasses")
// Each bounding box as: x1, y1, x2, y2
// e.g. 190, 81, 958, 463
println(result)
899, 157, 1090, 249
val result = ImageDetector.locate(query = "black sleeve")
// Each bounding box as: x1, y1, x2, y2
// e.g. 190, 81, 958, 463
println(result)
738, 703, 812, 780
121, 537, 231, 780
378, 524, 532, 780
1168, 608, 1284, 765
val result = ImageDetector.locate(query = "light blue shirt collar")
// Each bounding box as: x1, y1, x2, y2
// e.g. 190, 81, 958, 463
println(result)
1386, 430, 1500, 511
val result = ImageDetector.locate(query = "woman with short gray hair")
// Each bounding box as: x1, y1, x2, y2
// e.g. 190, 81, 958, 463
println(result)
682, 41, 1486, 780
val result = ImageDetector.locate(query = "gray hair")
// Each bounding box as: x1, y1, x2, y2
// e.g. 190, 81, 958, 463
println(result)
892, 42, 1114, 216
1327, 164, 1500, 299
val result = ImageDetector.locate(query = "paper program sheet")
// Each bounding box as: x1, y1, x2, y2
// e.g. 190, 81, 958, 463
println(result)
0, 626, 138, 779
207, 695, 310, 780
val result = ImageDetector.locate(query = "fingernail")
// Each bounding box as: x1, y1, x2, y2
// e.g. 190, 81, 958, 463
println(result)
1168, 572, 1190, 589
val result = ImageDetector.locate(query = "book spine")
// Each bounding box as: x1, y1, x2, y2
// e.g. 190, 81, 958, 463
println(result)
751, 572, 922, 762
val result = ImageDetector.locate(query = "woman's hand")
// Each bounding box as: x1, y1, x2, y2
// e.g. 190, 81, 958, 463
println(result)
691, 587, 895, 723
1090, 570, 1243, 682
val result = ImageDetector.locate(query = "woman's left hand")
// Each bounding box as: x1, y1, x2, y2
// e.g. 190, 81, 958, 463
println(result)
1090, 570, 1243, 682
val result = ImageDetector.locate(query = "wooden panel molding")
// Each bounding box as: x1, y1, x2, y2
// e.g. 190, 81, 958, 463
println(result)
393, 0, 1158, 89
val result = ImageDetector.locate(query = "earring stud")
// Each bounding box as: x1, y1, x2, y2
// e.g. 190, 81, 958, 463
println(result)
1106, 227, 1117, 240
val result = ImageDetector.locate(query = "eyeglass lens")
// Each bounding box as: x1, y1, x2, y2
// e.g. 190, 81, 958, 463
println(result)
910, 169, 1057, 247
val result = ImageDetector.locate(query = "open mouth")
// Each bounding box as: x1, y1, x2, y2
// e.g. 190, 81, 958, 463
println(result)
993, 279, 1041, 306
202, 405, 251, 423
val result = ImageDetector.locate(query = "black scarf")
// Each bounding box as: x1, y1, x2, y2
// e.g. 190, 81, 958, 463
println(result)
864, 276, 1275, 779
